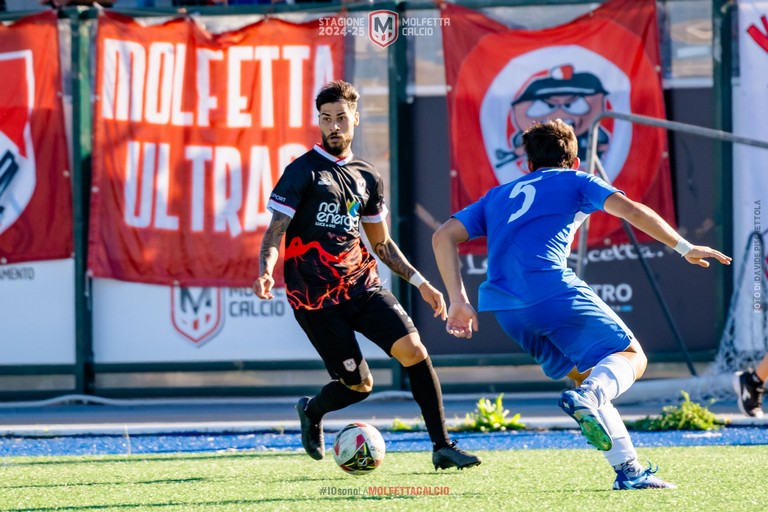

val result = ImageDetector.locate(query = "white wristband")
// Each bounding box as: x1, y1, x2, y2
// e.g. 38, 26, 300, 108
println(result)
409, 272, 428, 288
674, 237, 693, 256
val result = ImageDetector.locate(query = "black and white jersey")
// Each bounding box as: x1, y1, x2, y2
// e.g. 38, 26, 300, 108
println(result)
267, 145, 388, 310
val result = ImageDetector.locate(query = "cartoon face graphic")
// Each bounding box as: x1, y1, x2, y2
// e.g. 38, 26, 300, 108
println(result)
449, 20, 671, 249
504, 65, 611, 167
480, 47, 632, 185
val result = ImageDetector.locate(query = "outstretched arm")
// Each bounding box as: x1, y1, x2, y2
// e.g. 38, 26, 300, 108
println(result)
253, 211, 291, 299
432, 218, 479, 338
363, 220, 446, 320
603, 193, 732, 267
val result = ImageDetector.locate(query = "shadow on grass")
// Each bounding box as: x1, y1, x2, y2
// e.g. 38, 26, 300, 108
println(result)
0, 476, 209, 490
3, 495, 431, 511
1, 451, 303, 467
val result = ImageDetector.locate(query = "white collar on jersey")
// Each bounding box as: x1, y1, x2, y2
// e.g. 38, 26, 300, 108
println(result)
313, 144, 354, 166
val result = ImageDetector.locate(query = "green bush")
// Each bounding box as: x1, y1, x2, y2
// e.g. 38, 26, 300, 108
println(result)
453, 393, 526, 432
391, 417, 421, 431
629, 390, 728, 431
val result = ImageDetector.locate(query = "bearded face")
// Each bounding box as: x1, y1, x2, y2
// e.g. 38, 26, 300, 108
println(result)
318, 101, 359, 157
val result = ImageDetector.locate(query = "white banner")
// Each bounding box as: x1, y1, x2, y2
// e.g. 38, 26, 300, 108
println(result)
0, 259, 75, 364
733, 0, 768, 352
92, 278, 388, 363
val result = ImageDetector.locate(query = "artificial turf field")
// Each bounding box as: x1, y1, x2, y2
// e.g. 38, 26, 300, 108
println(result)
1, 445, 764, 511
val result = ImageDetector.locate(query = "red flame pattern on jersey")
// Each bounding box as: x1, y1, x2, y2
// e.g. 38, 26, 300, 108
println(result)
284, 236, 379, 310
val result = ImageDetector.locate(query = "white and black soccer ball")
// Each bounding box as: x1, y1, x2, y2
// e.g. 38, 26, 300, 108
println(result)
332, 422, 385, 475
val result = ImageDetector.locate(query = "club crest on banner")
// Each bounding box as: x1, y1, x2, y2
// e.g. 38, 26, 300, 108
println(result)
369, 10, 399, 48
171, 285, 224, 346
0, 51, 36, 236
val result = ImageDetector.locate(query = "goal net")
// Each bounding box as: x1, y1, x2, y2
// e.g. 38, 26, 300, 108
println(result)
708, 230, 768, 396
618, 231, 767, 406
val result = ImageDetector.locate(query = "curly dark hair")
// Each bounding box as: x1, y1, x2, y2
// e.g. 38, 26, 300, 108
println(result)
521, 119, 579, 170
315, 80, 359, 112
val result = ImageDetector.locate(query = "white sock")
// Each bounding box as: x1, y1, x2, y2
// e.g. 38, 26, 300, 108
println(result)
582, 354, 636, 407
597, 401, 638, 468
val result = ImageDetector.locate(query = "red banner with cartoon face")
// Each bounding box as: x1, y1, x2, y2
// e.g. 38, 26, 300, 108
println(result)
0, 12, 72, 263
88, 12, 344, 287
442, 0, 675, 252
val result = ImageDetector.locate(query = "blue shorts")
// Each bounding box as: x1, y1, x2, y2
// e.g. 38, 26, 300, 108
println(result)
493, 282, 634, 380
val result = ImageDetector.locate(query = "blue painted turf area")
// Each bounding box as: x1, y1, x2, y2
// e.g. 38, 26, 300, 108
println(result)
1, 427, 767, 458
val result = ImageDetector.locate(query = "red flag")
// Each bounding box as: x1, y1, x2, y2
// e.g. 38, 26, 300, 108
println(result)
0, 12, 72, 263
88, 12, 344, 287
442, 0, 675, 252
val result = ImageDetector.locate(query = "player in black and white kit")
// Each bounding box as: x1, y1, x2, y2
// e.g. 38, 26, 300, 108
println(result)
254, 80, 480, 470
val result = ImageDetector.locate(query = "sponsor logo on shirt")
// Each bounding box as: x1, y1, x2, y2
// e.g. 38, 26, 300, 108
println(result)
318, 171, 334, 186
316, 201, 359, 231
346, 199, 361, 217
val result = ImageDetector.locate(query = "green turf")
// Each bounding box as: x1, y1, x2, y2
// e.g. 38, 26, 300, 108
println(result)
1, 446, 765, 511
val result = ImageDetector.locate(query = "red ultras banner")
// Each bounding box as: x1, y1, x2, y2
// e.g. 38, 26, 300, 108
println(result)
88, 12, 344, 287
0, 11, 72, 264
442, 0, 675, 252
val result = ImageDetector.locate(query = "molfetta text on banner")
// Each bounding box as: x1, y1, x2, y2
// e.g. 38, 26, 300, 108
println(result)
87, 11, 344, 287
441, 0, 675, 254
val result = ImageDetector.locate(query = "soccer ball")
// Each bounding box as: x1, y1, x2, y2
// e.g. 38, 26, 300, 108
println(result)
332, 422, 385, 475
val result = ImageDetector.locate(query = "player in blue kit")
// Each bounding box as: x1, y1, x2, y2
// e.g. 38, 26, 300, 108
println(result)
254, 80, 480, 471
432, 119, 731, 490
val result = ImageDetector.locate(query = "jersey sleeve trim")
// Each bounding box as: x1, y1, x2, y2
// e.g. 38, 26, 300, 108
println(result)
452, 198, 486, 239
599, 190, 625, 210
361, 203, 389, 223
267, 199, 296, 218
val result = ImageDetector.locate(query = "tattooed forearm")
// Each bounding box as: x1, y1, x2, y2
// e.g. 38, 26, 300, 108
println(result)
374, 239, 417, 280
259, 212, 291, 274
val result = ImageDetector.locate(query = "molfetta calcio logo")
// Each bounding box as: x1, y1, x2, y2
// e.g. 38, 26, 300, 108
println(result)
171, 285, 224, 346
0, 51, 36, 236
170, 286, 288, 347
368, 10, 399, 48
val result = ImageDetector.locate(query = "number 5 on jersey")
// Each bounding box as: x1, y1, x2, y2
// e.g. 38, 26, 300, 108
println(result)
508, 176, 543, 223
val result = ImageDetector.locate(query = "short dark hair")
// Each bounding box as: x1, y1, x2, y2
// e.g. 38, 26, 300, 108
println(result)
521, 119, 578, 170
315, 80, 359, 111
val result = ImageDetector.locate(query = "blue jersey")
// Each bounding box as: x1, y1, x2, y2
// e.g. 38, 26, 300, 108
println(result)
453, 169, 621, 311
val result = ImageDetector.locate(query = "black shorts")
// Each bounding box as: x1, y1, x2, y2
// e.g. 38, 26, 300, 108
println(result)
293, 288, 417, 385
